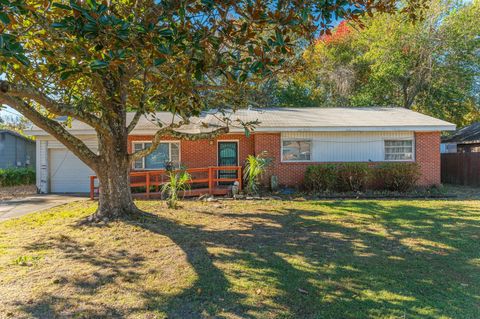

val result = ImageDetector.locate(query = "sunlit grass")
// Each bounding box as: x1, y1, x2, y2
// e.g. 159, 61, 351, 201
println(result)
0, 199, 479, 318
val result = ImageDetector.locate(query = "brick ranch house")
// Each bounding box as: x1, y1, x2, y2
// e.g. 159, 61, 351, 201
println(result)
26, 107, 455, 194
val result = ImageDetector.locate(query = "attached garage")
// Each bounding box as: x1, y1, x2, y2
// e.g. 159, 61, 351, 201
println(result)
49, 148, 95, 193
36, 136, 98, 194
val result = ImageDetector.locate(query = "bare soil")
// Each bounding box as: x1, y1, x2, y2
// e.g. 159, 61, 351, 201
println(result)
0, 185, 37, 201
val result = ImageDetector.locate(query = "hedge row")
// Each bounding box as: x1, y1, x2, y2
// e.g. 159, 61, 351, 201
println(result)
0, 168, 36, 187
305, 162, 420, 193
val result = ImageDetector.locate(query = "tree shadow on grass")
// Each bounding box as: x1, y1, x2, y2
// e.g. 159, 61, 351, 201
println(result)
16, 200, 480, 319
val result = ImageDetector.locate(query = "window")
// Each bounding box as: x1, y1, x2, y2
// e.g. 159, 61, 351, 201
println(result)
384, 140, 413, 161
282, 140, 312, 161
133, 142, 180, 169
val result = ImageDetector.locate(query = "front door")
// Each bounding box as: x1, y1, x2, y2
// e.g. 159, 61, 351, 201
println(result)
218, 141, 238, 181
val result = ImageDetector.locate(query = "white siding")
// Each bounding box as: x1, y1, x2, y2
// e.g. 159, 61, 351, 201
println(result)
46, 136, 98, 150
37, 140, 49, 193
35, 135, 97, 193
281, 131, 414, 162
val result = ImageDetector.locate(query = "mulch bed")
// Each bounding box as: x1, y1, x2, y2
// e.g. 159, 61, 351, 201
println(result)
0, 185, 37, 201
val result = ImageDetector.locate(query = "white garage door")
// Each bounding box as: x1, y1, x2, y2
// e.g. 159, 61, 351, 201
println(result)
49, 149, 95, 193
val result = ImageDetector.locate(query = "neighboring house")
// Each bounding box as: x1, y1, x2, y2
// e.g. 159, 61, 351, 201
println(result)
0, 129, 36, 169
441, 122, 480, 153
25, 107, 455, 193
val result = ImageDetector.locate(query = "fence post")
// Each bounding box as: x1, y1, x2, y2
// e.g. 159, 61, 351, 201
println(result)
208, 167, 213, 194
90, 176, 95, 200
237, 166, 242, 191
146, 171, 150, 199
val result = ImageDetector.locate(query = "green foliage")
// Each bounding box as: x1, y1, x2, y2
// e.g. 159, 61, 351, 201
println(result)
305, 162, 419, 193
0, 0, 401, 117
0, 168, 35, 187
273, 0, 480, 127
0, 0, 426, 215
244, 152, 272, 195
336, 163, 370, 192
304, 164, 338, 192
161, 169, 191, 209
0, 112, 31, 136
13, 255, 41, 267
372, 163, 420, 192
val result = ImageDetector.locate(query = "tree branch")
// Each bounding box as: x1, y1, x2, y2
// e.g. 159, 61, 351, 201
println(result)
129, 125, 229, 162
127, 110, 144, 133
0, 80, 108, 134
0, 94, 99, 168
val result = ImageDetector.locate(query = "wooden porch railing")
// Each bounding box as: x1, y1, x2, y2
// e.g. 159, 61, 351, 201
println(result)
90, 166, 242, 200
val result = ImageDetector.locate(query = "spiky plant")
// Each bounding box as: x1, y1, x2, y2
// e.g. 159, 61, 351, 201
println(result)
161, 170, 191, 209
244, 152, 272, 195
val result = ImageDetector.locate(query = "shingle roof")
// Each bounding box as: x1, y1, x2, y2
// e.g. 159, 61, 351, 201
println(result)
442, 122, 480, 144
26, 107, 455, 135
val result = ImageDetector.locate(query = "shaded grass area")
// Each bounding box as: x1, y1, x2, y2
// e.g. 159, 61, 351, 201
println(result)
0, 199, 479, 318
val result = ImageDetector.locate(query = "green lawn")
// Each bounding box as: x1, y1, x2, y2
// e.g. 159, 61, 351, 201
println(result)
1, 199, 479, 318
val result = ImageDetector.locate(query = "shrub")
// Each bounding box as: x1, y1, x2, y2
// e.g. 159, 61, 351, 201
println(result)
305, 162, 420, 193
0, 168, 35, 187
244, 152, 272, 195
304, 164, 337, 192
161, 169, 191, 209
336, 163, 370, 192
372, 162, 420, 192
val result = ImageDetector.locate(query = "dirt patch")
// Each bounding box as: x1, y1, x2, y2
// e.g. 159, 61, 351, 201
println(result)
0, 185, 37, 201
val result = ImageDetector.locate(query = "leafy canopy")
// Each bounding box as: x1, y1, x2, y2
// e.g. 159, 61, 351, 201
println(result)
271, 0, 479, 126
1, 0, 426, 120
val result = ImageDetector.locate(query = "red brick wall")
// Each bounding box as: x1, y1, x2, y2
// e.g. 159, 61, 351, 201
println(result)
254, 132, 442, 187
128, 131, 441, 187
128, 134, 254, 168
415, 131, 441, 186
253, 133, 310, 186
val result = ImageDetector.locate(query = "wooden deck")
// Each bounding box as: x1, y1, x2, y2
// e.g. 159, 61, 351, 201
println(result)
90, 166, 242, 200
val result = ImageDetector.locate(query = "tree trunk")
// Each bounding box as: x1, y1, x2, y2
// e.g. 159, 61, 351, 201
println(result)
92, 130, 138, 220
94, 158, 138, 220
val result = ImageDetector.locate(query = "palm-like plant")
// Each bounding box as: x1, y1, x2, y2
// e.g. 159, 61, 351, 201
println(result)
244, 152, 272, 195
161, 169, 191, 209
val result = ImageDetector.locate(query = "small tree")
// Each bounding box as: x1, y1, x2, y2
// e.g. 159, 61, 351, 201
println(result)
161, 169, 191, 209
0, 0, 423, 219
244, 152, 272, 195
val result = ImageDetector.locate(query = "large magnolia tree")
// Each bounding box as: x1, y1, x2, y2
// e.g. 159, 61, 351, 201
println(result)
0, 0, 423, 219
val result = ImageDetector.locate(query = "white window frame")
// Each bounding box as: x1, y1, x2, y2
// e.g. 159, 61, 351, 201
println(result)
132, 140, 181, 170
383, 138, 415, 162
281, 138, 313, 162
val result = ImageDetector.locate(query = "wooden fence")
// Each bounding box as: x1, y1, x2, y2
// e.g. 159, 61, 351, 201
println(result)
441, 153, 480, 186
90, 166, 242, 199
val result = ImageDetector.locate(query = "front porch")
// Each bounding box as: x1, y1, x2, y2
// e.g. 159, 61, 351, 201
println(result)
89, 166, 242, 200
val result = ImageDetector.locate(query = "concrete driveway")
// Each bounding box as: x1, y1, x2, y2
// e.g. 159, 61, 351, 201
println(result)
0, 194, 87, 222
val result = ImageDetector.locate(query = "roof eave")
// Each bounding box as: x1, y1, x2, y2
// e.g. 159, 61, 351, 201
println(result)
25, 124, 456, 137
253, 125, 456, 132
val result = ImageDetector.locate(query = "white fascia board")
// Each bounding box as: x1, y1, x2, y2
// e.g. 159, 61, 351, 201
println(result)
253, 125, 456, 132
26, 124, 457, 137
25, 129, 97, 136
